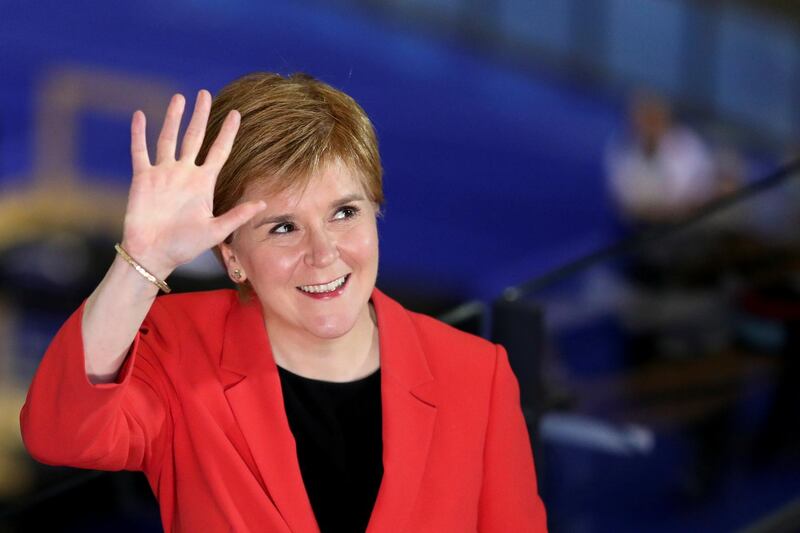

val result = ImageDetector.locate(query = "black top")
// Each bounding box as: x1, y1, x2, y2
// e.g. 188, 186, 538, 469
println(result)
277, 365, 383, 533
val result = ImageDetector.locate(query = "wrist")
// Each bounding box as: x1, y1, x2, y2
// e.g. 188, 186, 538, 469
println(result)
115, 243, 173, 292
119, 239, 176, 281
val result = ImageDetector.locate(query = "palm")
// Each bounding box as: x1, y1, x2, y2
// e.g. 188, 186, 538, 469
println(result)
121, 91, 264, 276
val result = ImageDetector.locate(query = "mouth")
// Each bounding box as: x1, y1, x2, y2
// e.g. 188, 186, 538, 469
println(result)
296, 273, 351, 299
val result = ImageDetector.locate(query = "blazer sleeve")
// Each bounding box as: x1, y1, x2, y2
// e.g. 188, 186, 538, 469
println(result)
20, 300, 172, 474
477, 345, 548, 532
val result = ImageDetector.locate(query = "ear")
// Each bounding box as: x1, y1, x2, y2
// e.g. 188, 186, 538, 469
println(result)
219, 241, 247, 283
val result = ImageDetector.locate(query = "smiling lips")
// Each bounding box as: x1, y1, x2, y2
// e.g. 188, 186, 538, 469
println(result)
297, 274, 350, 299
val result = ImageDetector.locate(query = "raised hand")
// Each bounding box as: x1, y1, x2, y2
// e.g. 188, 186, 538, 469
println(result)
121, 90, 265, 278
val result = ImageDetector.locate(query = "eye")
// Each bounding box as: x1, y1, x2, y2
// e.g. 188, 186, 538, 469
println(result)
270, 222, 295, 235
333, 205, 360, 220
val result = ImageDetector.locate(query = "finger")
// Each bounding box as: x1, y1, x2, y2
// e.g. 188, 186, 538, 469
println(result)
210, 200, 266, 244
180, 89, 212, 162
155, 94, 185, 164
130, 110, 150, 174
202, 110, 240, 172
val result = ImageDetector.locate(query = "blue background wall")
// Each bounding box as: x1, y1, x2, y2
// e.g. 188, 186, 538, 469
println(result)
1, 0, 622, 302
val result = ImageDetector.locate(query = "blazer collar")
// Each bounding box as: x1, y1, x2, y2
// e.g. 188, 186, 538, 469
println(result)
219, 294, 317, 532
219, 293, 269, 379
220, 288, 438, 533
366, 289, 438, 533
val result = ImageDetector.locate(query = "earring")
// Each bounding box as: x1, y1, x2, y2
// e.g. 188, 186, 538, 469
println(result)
233, 269, 243, 280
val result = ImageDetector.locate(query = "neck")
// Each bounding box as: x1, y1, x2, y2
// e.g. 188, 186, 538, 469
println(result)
265, 303, 379, 382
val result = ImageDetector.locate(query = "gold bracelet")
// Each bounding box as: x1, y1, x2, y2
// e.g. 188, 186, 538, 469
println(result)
114, 243, 171, 293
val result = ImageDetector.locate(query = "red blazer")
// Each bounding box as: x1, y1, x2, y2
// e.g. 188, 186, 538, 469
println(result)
21, 288, 547, 532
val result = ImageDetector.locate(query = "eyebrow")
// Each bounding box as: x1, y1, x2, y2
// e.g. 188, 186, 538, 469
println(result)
252, 193, 366, 229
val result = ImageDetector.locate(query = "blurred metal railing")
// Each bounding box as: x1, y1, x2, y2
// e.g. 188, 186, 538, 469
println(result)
502, 158, 800, 301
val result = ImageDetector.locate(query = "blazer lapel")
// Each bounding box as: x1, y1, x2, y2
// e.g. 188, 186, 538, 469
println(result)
367, 289, 438, 533
219, 297, 319, 533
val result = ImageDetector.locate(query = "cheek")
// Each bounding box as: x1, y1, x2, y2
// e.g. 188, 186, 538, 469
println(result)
343, 222, 378, 261
242, 247, 304, 286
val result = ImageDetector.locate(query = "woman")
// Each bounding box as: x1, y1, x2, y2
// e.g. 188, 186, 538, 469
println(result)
20, 73, 547, 532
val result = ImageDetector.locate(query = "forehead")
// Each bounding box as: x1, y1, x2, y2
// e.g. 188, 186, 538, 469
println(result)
241, 159, 368, 207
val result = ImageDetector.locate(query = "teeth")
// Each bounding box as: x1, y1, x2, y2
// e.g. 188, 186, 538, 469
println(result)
299, 275, 347, 294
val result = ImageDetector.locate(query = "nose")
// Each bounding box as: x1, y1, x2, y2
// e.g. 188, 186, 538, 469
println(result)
304, 226, 339, 268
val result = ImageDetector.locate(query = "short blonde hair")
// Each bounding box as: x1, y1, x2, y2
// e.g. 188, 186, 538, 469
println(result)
198, 72, 383, 223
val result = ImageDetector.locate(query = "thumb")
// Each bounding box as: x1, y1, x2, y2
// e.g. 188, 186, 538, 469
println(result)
211, 200, 267, 243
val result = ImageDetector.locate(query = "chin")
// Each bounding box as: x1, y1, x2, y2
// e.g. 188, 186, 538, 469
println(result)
294, 283, 375, 340
303, 315, 360, 339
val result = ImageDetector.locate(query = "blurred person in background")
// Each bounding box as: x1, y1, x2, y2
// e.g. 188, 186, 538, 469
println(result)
605, 92, 755, 498
605, 90, 717, 228
605, 91, 728, 361
18, 73, 547, 532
